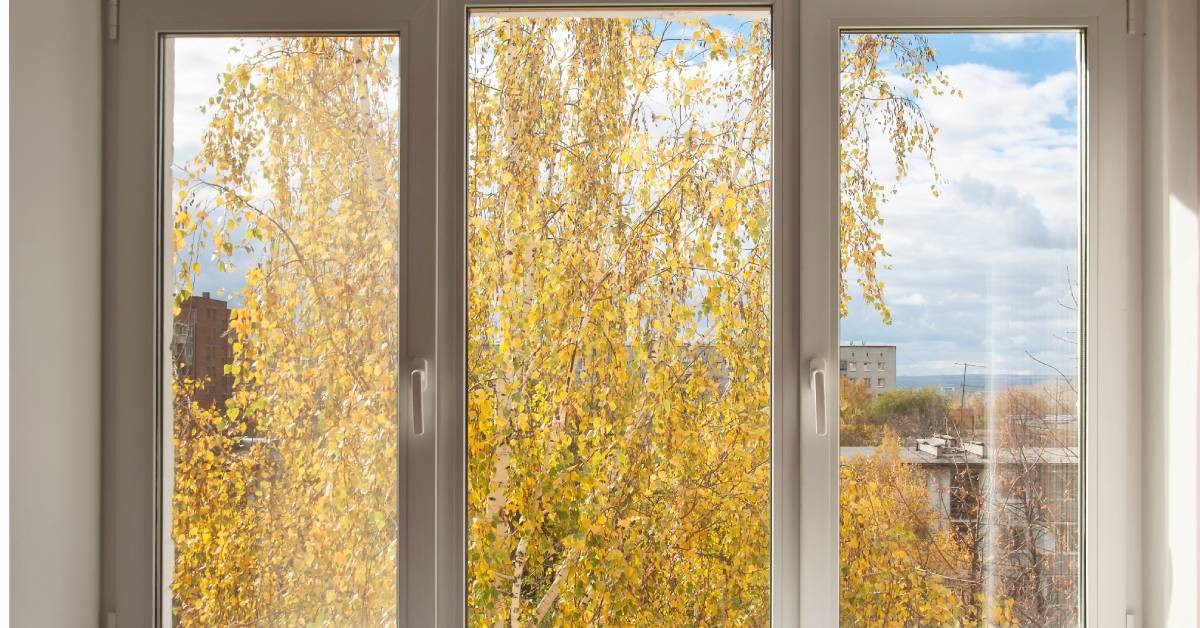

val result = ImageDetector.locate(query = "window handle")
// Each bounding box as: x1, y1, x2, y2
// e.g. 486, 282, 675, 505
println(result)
410, 357, 429, 435
810, 358, 828, 437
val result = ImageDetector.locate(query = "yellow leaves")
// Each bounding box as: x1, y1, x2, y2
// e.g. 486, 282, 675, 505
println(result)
838, 431, 991, 625
172, 228, 187, 253
171, 34, 402, 626
462, 15, 773, 626
839, 34, 955, 325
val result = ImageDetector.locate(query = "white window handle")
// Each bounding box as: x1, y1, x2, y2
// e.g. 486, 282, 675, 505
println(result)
410, 357, 429, 435
810, 358, 828, 437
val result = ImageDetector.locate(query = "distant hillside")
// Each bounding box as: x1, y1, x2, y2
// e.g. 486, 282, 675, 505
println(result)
896, 373, 1068, 392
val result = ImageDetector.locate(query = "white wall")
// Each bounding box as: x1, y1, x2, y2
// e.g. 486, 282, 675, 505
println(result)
1142, 0, 1200, 625
10, 0, 102, 624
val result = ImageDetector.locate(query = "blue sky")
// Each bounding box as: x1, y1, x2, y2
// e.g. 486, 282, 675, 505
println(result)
839, 32, 1082, 377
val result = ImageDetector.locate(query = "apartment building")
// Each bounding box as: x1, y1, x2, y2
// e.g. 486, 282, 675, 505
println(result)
172, 292, 234, 409
839, 343, 897, 393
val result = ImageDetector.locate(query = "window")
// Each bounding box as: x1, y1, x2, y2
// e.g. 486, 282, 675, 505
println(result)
836, 31, 1083, 625
164, 35, 402, 624
466, 11, 772, 623
103, 0, 1138, 624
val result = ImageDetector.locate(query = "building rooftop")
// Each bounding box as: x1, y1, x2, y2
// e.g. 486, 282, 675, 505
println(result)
839, 444, 1080, 466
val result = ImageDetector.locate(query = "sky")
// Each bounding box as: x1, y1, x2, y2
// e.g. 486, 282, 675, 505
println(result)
171, 38, 262, 304
171, 29, 1083, 379
839, 32, 1082, 377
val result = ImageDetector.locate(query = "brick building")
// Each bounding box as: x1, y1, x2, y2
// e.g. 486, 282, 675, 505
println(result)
172, 292, 233, 408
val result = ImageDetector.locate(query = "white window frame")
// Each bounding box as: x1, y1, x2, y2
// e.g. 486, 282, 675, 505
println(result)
101, 0, 1140, 625
102, 1, 436, 625
799, 0, 1140, 625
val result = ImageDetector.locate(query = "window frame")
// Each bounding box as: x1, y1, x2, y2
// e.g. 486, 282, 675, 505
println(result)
102, 1, 434, 625
798, 1, 1140, 625
437, 1, 799, 623
101, 0, 1141, 625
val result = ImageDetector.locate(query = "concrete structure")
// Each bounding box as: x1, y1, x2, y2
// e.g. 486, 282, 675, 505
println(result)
172, 293, 234, 408
839, 343, 896, 393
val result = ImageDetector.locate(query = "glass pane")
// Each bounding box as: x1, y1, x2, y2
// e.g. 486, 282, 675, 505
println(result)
837, 32, 1082, 625
165, 36, 401, 624
466, 11, 772, 625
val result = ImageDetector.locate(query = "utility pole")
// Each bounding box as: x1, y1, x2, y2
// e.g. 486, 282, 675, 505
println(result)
954, 362, 985, 436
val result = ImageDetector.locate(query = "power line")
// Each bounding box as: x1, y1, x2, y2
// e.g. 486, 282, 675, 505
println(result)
954, 362, 986, 435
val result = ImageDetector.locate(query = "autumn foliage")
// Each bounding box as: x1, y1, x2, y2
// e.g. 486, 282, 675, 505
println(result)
464, 16, 772, 623
172, 36, 401, 624
840, 431, 1017, 627
840, 431, 971, 625
839, 34, 960, 323
168, 23, 969, 627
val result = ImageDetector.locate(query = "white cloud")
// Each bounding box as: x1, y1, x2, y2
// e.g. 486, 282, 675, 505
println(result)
170, 38, 243, 166
893, 293, 927, 306
842, 56, 1082, 377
